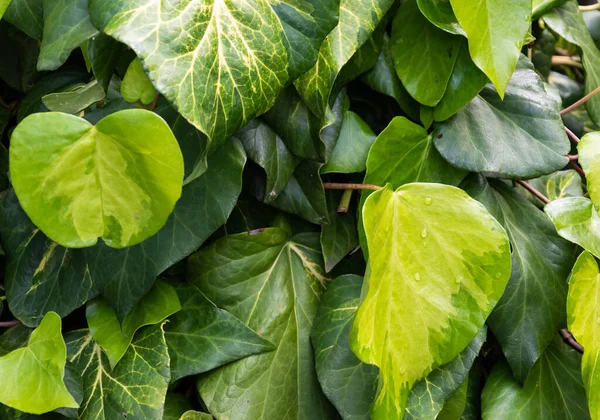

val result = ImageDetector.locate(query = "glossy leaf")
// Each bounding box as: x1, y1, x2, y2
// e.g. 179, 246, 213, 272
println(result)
165, 282, 275, 382
533, 0, 568, 19
41, 80, 106, 114
390, 0, 461, 107
416, 0, 464, 35
579, 132, 600, 208
434, 58, 570, 178
449, 0, 530, 97
88, 0, 339, 147
463, 176, 575, 382
37, 0, 98, 71
481, 337, 590, 419
192, 228, 336, 419
0, 312, 78, 414
567, 251, 600, 419
86, 34, 126, 92
351, 183, 511, 419
527, 170, 584, 202
545, 197, 600, 259
86, 280, 181, 368
66, 324, 170, 419
121, 57, 156, 105
320, 190, 358, 272
10, 109, 184, 248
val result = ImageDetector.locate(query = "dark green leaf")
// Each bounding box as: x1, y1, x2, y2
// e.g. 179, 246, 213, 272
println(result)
86, 34, 126, 92
4, 0, 42, 40
320, 190, 358, 272
416, 0, 464, 35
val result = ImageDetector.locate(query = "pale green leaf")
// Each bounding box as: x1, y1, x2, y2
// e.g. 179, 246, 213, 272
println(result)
37, 0, 99, 71
567, 251, 600, 419
42, 80, 106, 114
0, 0, 11, 20
10, 109, 184, 248
390, 0, 461, 107
449, 0, 531, 97
121, 57, 156, 105
533, 0, 568, 19
351, 183, 511, 419
165, 282, 275, 382
66, 324, 170, 419
481, 337, 590, 419
180, 411, 213, 420
0, 312, 78, 414
579, 132, 600, 209
86, 280, 181, 368
545, 197, 600, 259
192, 228, 336, 419
434, 58, 570, 178
526, 170, 584, 202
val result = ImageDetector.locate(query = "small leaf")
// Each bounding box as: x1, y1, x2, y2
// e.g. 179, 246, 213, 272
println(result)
525, 169, 584, 202
390, 0, 461, 107
567, 251, 600, 419
86, 34, 127, 92
351, 183, 510, 419
416, 0, 464, 35
449, 0, 531, 96
0, 312, 78, 414
121, 57, 157, 105
86, 280, 181, 368
10, 109, 184, 248
320, 190, 359, 272
42, 80, 106, 114
165, 282, 275, 382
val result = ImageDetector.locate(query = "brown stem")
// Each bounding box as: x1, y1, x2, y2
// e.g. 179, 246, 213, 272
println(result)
560, 329, 584, 353
144, 93, 160, 111
580, 2, 600, 11
569, 160, 586, 178
323, 182, 382, 191
516, 180, 550, 204
551, 55, 583, 69
565, 127, 581, 144
568, 154, 579, 161
0, 320, 22, 328
561, 85, 600, 116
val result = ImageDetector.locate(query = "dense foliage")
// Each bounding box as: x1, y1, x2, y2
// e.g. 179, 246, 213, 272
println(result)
1, 0, 600, 419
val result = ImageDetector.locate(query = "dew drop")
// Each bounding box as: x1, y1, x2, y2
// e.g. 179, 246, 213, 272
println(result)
424, 197, 432, 205
495, 272, 502, 279
455, 277, 462, 284
596, 317, 600, 325
414, 272, 421, 281
399, 366, 406, 374
421, 228, 428, 238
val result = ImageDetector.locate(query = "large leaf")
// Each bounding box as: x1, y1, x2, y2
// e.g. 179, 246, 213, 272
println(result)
66, 324, 170, 419
37, 0, 98, 71
295, 0, 395, 119
390, 0, 461, 107
350, 183, 511, 419
545, 197, 600, 259
578, 132, 600, 208
544, 0, 600, 126
462, 176, 575, 383
192, 228, 336, 419
481, 337, 590, 419
86, 280, 181, 368
434, 58, 570, 178
88, 0, 339, 146
4, 0, 43, 40
567, 251, 600, 419
10, 109, 184, 248
165, 282, 275, 382
0, 312, 77, 414
448, 0, 530, 96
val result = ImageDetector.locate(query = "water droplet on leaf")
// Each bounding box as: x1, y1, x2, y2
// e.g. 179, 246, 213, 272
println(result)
414, 272, 421, 281
495, 272, 502, 279
424, 197, 432, 205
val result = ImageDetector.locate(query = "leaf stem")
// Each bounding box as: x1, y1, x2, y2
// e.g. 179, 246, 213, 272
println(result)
516, 180, 550, 204
551, 55, 583, 69
564, 126, 581, 144
559, 329, 584, 353
337, 189, 353, 214
569, 160, 586, 178
0, 320, 22, 328
323, 182, 382, 191
561, 85, 600, 116
568, 154, 579, 161
580, 2, 600, 11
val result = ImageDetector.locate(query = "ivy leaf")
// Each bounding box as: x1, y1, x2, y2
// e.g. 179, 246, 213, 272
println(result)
481, 337, 590, 419
66, 324, 170, 419
321, 111, 376, 174
567, 251, 600, 419
578, 132, 600, 208
0, 0, 11, 19
525, 169, 584, 202
86, 280, 181, 368
320, 190, 358, 272
163, 393, 193, 420
390, 0, 461, 107
434, 58, 570, 178
192, 228, 336, 419
88, 0, 339, 147
416, 0, 464, 35
10, 109, 184, 248
462, 176, 575, 383
0, 312, 78, 414
165, 282, 275, 382
238, 119, 298, 201
37, 0, 98, 71
545, 197, 600, 259
4, 0, 42, 40
544, 0, 600, 126
86, 34, 126, 92
120, 58, 156, 105
435, 380, 468, 420
351, 183, 510, 419
533, 0, 568, 19
448, 0, 530, 97
41, 80, 106, 114
180, 411, 214, 420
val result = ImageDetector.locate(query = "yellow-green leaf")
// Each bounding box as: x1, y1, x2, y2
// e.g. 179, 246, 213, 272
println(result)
351, 183, 511, 419
579, 132, 600, 210
121, 57, 157, 105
